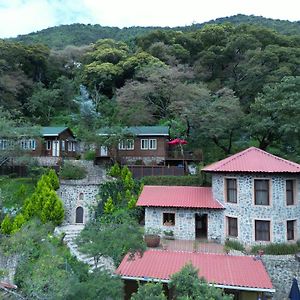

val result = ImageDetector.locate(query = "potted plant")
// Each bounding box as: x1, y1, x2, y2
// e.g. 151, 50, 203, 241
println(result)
163, 230, 174, 240
144, 228, 161, 248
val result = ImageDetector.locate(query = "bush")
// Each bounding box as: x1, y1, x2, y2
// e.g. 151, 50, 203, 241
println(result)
84, 150, 96, 161
142, 175, 203, 186
225, 239, 245, 252
251, 243, 300, 255
60, 162, 87, 180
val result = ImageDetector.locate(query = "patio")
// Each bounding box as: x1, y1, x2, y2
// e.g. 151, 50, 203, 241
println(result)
159, 238, 225, 254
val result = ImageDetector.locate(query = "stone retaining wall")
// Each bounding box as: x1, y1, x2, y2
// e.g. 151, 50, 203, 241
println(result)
262, 254, 300, 300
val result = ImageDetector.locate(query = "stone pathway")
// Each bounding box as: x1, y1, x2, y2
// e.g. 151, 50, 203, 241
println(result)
61, 160, 108, 184
54, 224, 114, 271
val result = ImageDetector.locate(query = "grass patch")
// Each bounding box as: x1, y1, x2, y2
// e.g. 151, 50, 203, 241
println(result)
225, 239, 245, 252
60, 162, 87, 180
251, 243, 300, 255
0, 176, 35, 210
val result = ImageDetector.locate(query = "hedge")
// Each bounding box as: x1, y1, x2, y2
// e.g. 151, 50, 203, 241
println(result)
141, 175, 203, 186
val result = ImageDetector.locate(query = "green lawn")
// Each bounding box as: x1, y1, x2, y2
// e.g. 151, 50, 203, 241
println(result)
0, 176, 36, 210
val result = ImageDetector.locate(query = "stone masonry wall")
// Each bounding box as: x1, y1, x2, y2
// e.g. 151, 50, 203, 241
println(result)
58, 182, 99, 224
212, 173, 300, 245
262, 255, 300, 300
145, 207, 223, 240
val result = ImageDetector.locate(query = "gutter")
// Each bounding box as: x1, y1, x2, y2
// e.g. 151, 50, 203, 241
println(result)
119, 275, 276, 293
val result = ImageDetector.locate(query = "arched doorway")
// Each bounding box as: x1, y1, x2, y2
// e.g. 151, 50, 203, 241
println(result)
75, 206, 84, 223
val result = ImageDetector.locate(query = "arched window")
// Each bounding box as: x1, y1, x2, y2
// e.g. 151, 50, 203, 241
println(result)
75, 207, 84, 223
79, 193, 84, 201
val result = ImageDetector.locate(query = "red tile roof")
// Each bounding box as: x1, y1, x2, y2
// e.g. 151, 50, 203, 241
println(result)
116, 250, 275, 292
137, 186, 223, 209
202, 147, 300, 173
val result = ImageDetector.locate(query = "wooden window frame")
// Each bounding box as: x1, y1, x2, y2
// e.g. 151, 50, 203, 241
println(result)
227, 216, 238, 237
287, 220, 296, 241
254, 179, 270, 206
141, 139, 149, 150
46, 140, 51, 150
286, 180, 295, 206
163, 212, 175, 226
255, 220, 270, 241
149, 139, 157, 150
225, 178, 237, 203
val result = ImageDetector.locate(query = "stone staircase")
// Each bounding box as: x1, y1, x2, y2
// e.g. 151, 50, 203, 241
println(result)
55, 224, 114, 271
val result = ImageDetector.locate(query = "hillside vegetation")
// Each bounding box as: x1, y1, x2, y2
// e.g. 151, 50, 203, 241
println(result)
1, 15, 300, 164
8, 14, 300, 49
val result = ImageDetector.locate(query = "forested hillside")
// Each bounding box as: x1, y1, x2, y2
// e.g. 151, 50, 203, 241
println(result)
8, 14, 300, 49
1, 18, 300, 163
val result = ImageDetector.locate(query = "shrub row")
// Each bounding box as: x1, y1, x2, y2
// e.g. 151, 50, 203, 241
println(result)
141, 175, 203, 186
251, 242, 300, 255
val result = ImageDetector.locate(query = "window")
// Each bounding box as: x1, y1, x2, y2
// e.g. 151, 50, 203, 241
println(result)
141, 139, 157, 150
20, 139, 36, 150
0, 139, 8, 150
61, 140, 65, 151
127, 139, 134, 150
226, 178, 237, 203
46, 140, 51, 150
227, 217, 238, 237
163, 213, 175, 226
149, 139, 157, 150
118, 139, 134, 150
286, 180, 295, 205
254, 179, 270, 205
72, 142, 76, 152
255, 220, 270, 241
68, 141, 72, 151
141, 139, 149, 150
79, 193, 84, 201
287, 220, 296, 240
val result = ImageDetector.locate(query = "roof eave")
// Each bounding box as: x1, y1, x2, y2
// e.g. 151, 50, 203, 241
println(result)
118, 275, 275, 293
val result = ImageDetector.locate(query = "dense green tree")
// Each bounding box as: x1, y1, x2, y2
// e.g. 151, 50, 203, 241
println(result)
131, 282, 167, 300
248, 76, 300, 151
189, 88, 245, 155
68, 270, 124, 300
76, 211, 146, 266
169, 263, 233, 300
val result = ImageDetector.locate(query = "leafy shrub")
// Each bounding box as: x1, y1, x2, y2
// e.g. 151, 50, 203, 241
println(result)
1, 214, 13, 234
47, 169, 59, 190
60, 162, 87, 180
142, 175, 203, 186
251, 243, 300, 255
84, 150, 96, 161
225, 239, 245, 252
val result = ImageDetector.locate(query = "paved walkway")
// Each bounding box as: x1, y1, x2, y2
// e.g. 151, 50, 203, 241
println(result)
159, 239, 224, 254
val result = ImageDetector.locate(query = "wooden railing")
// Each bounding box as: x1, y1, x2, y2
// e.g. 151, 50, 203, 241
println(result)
127, 165, 185, 179
166, 150, 202, 161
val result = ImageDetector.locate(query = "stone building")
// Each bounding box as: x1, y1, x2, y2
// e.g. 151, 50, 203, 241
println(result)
57, 161, 108, 225
138, 147, 300, 245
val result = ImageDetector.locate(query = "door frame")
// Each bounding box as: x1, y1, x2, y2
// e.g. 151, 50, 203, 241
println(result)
52, 140, 60, 157
195, 213, 208, 239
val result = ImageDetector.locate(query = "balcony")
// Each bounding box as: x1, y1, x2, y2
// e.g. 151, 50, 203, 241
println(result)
166, 150, 202, 162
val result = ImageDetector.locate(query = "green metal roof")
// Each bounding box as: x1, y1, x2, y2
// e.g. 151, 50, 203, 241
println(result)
98, 126, 169, 136
41, 127, 69, 136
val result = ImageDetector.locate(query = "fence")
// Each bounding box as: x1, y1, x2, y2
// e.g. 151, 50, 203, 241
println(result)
127, 165, 185, 179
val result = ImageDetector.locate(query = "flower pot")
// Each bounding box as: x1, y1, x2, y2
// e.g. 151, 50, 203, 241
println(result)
144, 234, 160, 248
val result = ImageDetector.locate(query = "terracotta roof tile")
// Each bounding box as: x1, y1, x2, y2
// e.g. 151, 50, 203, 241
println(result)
116, 250, 274, 292
202, 147, 300, 173
137, 186, 223, 209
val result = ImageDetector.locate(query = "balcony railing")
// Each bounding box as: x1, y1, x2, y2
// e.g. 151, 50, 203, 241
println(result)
166, 150, 202, 161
